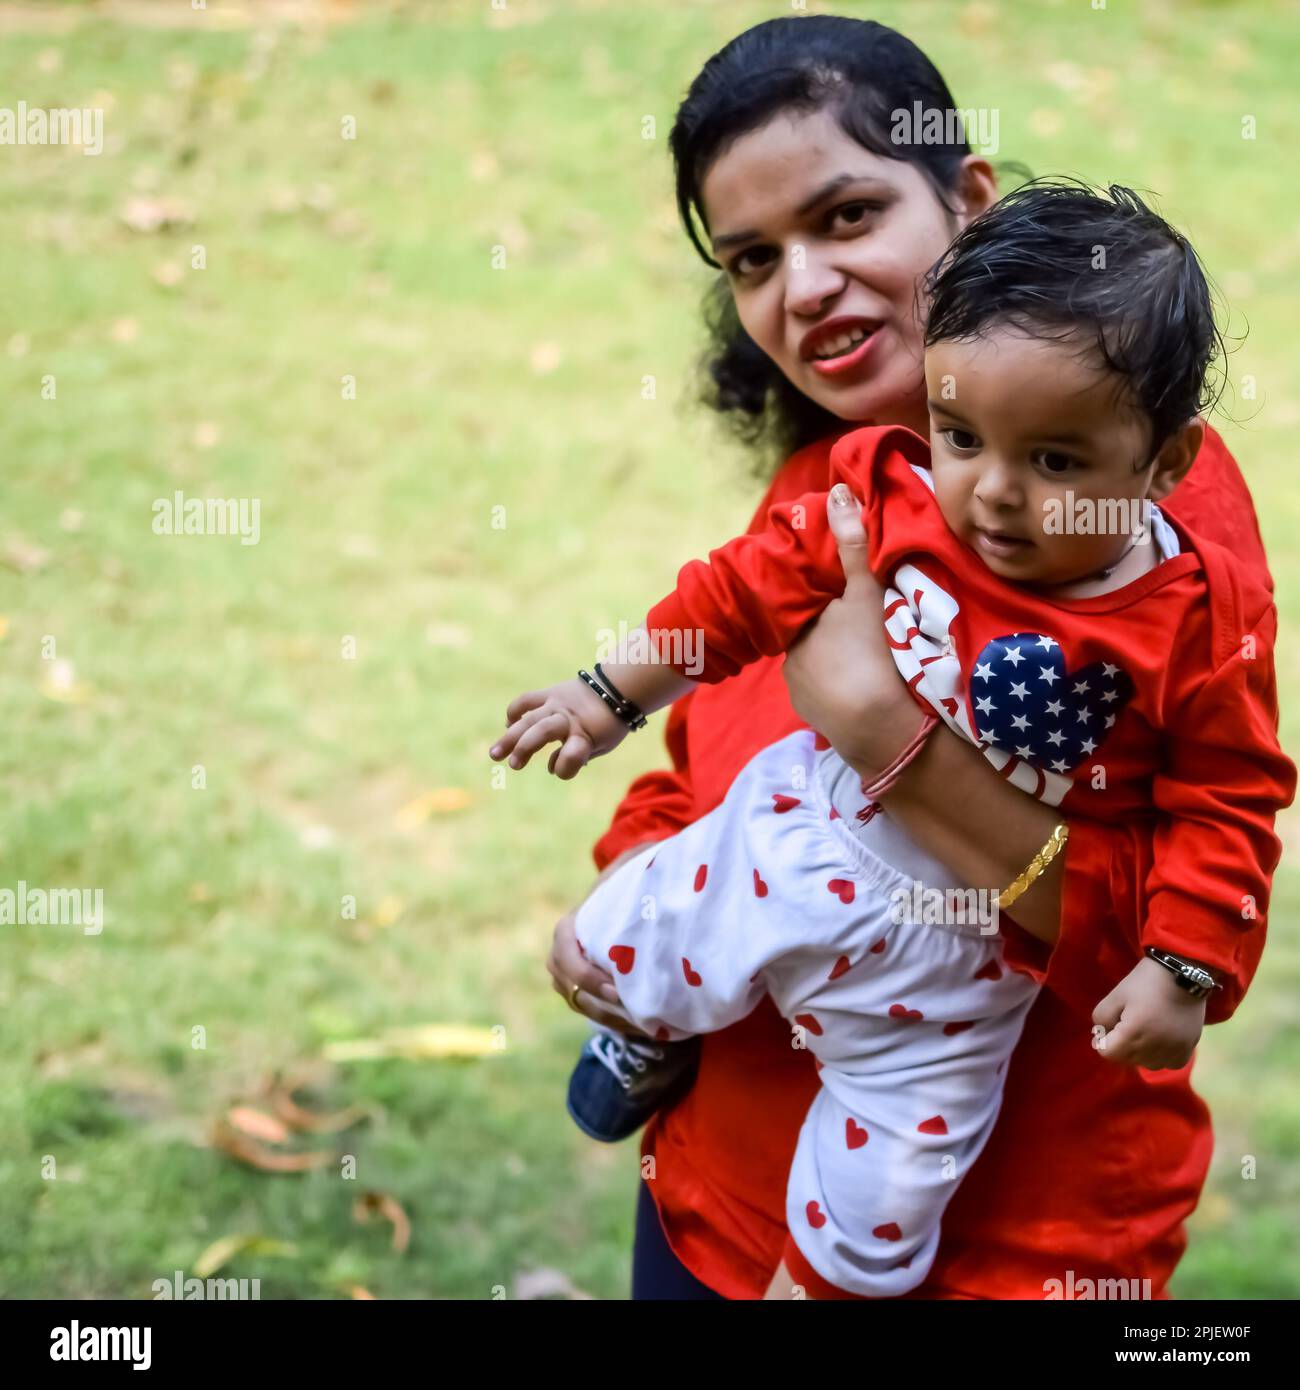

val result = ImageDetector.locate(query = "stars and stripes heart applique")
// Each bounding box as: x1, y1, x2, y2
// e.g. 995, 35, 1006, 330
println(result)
969, 632, 1133, 777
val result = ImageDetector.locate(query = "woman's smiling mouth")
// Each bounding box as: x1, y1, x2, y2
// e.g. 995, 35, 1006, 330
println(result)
800, 317, 883, 377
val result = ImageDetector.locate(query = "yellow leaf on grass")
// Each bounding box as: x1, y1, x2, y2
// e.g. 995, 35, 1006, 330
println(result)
373, 895, 404, 928
324, 1024, 499, 1062
192, 1235, 299, 1279
394, 788, 471, 830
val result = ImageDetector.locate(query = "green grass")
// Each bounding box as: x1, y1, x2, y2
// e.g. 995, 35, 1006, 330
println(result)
1, 0, 1297, 1299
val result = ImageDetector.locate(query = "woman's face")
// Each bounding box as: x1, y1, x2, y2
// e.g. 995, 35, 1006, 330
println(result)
699, 107, 997, 432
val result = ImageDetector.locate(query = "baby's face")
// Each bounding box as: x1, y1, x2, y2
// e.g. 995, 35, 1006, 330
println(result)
924, 329, 1160, 588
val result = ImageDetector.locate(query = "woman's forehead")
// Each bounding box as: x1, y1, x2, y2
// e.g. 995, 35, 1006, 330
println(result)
699, 108, 919, 241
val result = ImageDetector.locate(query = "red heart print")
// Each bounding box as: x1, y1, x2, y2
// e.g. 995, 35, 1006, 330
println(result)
682, 957, 702, 987
845, 1118, 869, 1150
917, 1115, 948, 1135
890, 1256, 914, 1271
829, 955, 852, 981
827, 878, 855, 904
693, 864, 708, 893
654, 1026, 670, 1042
794, 1012, 823, 1036
753, 868, 768, 898
771, 793, 801, 814
608, 945, 635, 974
828, 807, 841, 821
869, 937, 887, 955
813, 732, 831, 751
943, 1020, 975, 1036
974, 959, 1002, 981
873, 1223, 902, 1241
807, 1201, 827, 1230
889, 1003, 923, 1022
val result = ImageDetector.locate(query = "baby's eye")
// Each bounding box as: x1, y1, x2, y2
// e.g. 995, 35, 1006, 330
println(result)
942, 428, 980, 452
1033, 449, 1077, 474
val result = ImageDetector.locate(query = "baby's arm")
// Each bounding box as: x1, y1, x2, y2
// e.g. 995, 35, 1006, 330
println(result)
490, 426, 926, 780
489, 628, 696, 779
1092, 616, 1295, 1065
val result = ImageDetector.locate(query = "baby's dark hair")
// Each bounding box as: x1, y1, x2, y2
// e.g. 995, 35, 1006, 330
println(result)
923, 179, 1227, 459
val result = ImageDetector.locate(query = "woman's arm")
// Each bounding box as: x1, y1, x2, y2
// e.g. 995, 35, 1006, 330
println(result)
783, 487, 1066, 944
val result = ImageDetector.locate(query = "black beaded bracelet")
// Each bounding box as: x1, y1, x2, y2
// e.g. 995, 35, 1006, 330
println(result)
579, 666, 647, 731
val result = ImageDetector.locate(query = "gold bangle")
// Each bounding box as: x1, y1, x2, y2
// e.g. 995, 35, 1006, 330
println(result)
996, 822, 1069, 911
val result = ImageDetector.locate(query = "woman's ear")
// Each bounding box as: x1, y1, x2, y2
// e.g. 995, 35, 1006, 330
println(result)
1147, 417, 1205, 502
955, 157, 999, 225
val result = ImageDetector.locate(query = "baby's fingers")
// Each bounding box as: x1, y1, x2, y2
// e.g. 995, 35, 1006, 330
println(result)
490, 703, 548, 762
504, 688, 548, 725
506, 711, 572, 770
548, 731, 594, 781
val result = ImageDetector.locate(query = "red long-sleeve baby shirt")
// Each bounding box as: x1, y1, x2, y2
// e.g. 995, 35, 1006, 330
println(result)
645, 424, 1295, 990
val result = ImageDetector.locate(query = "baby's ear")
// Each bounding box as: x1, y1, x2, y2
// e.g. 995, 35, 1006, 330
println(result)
1146, 417, 1204, 502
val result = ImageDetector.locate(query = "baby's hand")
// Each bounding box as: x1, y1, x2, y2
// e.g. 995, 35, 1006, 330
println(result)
1091, 956, 1207, 1070
489, 678, 628, 780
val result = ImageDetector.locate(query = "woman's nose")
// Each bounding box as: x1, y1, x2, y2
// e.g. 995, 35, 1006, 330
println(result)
783, 246, 846, 316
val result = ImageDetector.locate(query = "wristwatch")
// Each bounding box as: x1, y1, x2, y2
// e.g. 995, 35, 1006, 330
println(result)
1144, 947, 1218, 1000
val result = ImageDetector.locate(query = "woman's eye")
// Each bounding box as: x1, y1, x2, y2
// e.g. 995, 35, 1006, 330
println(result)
831, 200, 883, 231
942, 428, 980, 452
729, 245, 776, 277
1034, 450, 1077, 474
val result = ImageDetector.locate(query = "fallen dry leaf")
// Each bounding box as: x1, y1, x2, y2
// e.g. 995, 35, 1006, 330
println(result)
210, 1118, 335, 1174
372, 895, 404, 929
120, 196, 193, 234
394, 788, 471, 830
352, 1192, 411, 1254
265, 1079, 369, 1135
323, 1023, 500, 1063
226, 1106, 293, 1146
3, 535, 51, 574
193, 1234, 299, 1279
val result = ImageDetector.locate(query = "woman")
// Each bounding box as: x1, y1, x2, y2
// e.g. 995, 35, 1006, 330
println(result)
547, 16, 1279, 1299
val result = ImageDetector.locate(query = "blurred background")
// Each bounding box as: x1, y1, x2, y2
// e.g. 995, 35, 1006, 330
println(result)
1, 0, 1297, 1299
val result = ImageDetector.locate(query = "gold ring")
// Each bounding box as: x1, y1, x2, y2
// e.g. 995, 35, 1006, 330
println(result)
568, 982, 582, 1010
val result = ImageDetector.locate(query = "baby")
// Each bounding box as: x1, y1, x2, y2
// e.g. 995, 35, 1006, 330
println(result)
490, 183, 1294, 1297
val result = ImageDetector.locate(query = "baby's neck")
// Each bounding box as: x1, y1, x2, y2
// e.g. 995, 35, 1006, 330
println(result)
1030, 531, 1160, 601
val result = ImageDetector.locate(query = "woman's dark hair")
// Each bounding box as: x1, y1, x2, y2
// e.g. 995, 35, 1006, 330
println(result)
923, 179, 1227, 459
670, 15, 984, 471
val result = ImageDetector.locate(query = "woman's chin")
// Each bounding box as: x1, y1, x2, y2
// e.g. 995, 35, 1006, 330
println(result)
803, 357, 923, 429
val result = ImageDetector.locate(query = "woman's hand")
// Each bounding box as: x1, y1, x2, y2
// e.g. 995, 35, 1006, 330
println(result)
545, 843, 655, 1034
781, 485, 922, 780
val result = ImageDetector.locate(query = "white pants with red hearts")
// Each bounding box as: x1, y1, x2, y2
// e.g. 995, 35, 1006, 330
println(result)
574, 728, 1040, 1298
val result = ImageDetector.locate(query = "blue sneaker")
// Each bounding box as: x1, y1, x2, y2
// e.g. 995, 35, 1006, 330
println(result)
566, 1029, 700, 1142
